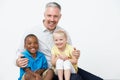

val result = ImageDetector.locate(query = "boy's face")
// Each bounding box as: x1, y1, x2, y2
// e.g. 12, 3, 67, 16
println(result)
25, 36, 39, 54
53, 33, 67, 50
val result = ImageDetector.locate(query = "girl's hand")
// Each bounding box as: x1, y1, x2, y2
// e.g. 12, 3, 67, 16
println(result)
58, 54, 68, 61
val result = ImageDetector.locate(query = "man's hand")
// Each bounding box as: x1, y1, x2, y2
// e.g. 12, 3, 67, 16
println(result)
72, 48, 80, 59
16, 54, 28, 68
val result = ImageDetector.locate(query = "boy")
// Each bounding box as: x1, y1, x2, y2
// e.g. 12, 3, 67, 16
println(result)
18, 34, 48, 80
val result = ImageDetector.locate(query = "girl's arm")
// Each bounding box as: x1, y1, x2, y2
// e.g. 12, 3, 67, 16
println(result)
51, 54, 58, 66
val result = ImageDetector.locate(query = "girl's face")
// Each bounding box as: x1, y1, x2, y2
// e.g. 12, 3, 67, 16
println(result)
24, 36, 39, 54
53, 33, 67, 50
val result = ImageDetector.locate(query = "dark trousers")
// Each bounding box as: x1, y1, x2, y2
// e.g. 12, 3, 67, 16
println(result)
53, 67, 103, 80
53, 73, 83, 80
78, 67, 103, 80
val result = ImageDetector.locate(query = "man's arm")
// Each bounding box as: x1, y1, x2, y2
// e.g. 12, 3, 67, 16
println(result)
15, 29, 31, 67
16, 53, 28, 68
72, 48, 80, 59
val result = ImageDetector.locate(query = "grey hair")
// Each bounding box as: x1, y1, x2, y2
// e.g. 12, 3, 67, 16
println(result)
46, 2, 61, 11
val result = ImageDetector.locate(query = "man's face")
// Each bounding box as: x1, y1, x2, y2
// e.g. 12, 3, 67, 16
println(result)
44, 7, 61, 31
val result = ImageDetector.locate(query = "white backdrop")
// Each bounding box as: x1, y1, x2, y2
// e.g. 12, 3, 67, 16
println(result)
0, 0, 120, 80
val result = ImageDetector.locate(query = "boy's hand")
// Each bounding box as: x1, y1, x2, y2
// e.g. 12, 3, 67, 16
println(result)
34, 73, 42, 80
24, 71, 35, 80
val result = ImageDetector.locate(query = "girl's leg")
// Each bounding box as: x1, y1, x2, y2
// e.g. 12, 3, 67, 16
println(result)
56, 59, 64, 80
58, 69, 64, 80
64, 69, 70, 80
64, 60, 71, 80
64, 60, 76, 80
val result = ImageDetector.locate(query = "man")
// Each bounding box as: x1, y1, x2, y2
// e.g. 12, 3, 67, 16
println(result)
16, 2, 103, 80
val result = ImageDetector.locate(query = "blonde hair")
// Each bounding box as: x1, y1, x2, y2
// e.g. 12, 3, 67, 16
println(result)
53, 30, 67, 40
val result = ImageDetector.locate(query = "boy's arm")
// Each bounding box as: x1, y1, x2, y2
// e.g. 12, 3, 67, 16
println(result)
24, 67, 37, 80
23, 67, 31, 73
35, 69, 46, 75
